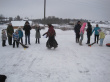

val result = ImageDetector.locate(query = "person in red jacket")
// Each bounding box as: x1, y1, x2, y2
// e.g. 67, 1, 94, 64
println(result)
43, 24, 58, 49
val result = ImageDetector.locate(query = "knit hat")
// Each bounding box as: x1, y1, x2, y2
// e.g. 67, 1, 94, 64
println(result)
2, 29, 5, 34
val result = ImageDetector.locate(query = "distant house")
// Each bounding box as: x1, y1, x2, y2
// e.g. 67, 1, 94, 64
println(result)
11, 21, 32, 29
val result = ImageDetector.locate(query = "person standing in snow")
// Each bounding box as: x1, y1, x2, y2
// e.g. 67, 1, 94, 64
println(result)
18, 27, 23, 44
12, 30, 19, 48
74, 21, 81, 43
79, 22, 87, 45
86, 22, 92, 44
23, 21, 31, 45
92, 24, 101, 44
7, 23, 14, 45
99, 29, 105, 46
35, 24, 41, 44
1, 29, 7, 47
43, 24, 58, 49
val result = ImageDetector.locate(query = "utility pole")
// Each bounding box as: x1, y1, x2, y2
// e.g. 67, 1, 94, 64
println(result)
44, 0, 46, 27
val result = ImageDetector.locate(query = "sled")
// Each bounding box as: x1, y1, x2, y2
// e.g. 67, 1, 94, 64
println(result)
8, 33, 29, 48
88, 42, 96, 46
106, 43, 110, 47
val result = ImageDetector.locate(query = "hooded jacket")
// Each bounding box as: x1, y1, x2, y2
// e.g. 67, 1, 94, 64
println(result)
86, 24, 92, 36
92, 27, 100, 35
23, 25, 31, 35
7, 25, 14, 37
44, 26, 55, 37
99, 31, 105, 39
18, 30, 23, 38
80, 23, 86, 34
74, 23, 81, 34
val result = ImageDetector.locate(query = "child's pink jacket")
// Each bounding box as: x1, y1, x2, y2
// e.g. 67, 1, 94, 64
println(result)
80, 23, 86, 34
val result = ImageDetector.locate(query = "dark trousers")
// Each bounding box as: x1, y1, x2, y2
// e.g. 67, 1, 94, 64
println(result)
8, 37, 12, 45
76, 33, 80, 43
36, 38, 40, 43
19, 38, 23, 44
2, 40, 6, 47
25, 35, 30, 44
87, 35, 91, 43
95, 35, 99, 43
13, 40, 19, 48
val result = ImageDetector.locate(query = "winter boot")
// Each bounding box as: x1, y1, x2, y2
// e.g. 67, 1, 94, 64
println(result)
79, 40, 82, 45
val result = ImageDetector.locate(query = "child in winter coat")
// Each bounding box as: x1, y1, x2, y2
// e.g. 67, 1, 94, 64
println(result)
99, 29, 105, 46
79, 22, 87, 45
18, 27, 23, 44
13, 30, 19, 48
92, 24, 101, 44
1, 29, 7, 47
35, 24, 41, 44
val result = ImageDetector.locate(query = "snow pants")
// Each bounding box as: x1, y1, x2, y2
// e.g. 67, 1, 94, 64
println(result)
100, 38, 104, 46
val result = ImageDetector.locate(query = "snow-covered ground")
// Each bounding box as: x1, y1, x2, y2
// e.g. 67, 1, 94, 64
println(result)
0, 25, 110, 82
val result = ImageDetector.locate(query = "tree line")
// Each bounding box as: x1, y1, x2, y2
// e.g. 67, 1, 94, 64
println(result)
0, 14, 88, 24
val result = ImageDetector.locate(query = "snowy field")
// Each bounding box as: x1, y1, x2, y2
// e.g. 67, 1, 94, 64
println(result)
0, 25, 110, 82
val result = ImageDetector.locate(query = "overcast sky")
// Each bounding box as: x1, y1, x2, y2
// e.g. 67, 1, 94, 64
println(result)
0, 0, 110, 21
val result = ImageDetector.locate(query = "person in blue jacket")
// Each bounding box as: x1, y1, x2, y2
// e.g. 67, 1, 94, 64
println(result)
92, 24, 101, 44
13, 30, 19, 48
18, 27, 23, 44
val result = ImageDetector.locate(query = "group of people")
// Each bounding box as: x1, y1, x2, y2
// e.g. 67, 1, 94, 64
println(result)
1, 20, 105, 48
1, 21, 58, 49
74, 21, 105, 46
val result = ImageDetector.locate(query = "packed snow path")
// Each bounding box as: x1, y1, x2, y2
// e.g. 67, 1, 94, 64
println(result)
0, 28, 110, 82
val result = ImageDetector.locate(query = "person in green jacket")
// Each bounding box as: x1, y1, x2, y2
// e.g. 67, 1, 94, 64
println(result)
7, 23, 14, 45
99, 29, 105, 46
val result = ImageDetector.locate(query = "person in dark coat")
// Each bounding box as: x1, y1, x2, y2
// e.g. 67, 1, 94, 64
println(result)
43, 24, 58, 49
74, 21, 81, 43
86, 22, 92, 44
23, 21, 31, 45
7, 23, 14, 45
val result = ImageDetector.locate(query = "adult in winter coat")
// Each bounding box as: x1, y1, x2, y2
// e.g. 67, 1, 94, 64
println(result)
86, 22, 92, 44
43, 24, 58, 49
7, 23, 14, 45
18, 27, 23, 44
23, 21, 31, 45
35, 24, 41, 44
92, 24, 101, 44
74, 21, 81, 43
79, 22, 87, 45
